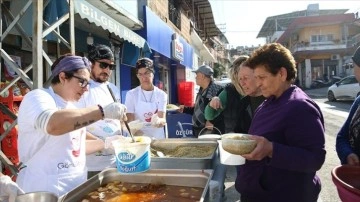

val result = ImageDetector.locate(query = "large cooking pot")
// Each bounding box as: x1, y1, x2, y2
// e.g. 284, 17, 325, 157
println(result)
15, 192, 58, 202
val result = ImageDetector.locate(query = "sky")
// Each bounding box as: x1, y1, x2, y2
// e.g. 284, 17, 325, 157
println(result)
209, 0, 360, 48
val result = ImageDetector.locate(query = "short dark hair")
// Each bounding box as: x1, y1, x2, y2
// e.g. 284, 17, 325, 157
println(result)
87, 44, 114, 62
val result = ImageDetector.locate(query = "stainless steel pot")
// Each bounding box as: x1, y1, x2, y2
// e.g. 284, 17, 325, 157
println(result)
16, 192, 58, 202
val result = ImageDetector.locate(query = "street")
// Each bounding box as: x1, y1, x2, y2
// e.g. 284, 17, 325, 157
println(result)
223, 87, 352, 202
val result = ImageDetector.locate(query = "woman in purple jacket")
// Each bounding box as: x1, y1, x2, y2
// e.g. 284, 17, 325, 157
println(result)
236, 43, 326, 202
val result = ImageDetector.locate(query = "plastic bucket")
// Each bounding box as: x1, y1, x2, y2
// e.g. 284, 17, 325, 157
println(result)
218, 140, 245, 165
112, 136, 151, 174
332, 165, 360, 201
198, 134, 221, 140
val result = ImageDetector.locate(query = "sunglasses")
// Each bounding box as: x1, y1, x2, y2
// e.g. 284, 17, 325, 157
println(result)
72, 75, 90, 88
97, 61, 116, 70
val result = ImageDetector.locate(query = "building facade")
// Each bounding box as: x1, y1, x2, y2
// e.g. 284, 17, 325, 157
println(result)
257, 4, 360, 88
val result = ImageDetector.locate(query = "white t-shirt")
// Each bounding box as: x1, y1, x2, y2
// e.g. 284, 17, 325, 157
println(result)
125, 86, 167, 139
17, 88, 87, 196
125, 86, 167, 113
76, 80, 121, 171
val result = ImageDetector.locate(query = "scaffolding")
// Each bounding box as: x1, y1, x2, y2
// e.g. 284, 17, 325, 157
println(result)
0, 0, 75, 176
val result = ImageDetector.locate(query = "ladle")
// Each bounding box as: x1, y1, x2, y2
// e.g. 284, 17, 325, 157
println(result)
124, 121, 136, 143
107, 85, 136, 143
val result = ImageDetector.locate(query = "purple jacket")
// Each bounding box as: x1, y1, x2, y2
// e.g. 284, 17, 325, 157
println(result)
236, 86, 326, 202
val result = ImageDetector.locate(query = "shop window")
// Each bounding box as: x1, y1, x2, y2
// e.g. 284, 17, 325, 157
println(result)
168, 0, 181, 30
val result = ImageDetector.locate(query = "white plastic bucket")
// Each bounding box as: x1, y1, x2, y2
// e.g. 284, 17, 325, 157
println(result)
198, 134, 221, 140
112, 136, 151, 174
218, 140, 245, 165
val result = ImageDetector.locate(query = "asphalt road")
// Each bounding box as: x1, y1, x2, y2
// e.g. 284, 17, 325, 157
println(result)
222, 87, 352, 202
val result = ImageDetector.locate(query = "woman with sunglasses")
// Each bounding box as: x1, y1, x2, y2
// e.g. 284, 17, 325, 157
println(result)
125, 57, 168, 139
77, 44, 124, 179
16, 54, 127, 196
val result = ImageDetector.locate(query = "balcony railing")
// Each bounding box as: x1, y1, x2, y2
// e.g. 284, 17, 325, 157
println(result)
292, 34, 360, 53
291, 41, 347, 52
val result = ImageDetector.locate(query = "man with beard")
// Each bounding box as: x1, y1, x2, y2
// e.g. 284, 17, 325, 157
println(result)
76, 44, 123, 178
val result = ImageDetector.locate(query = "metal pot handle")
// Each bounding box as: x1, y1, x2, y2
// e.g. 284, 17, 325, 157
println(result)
198, 126, 222, 136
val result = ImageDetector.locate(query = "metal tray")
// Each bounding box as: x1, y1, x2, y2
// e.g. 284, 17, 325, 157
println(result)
150, 138, 218, 169
59, 168, 213, 202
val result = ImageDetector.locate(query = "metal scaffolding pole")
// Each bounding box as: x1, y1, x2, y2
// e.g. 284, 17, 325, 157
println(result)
0, 0, 75, 176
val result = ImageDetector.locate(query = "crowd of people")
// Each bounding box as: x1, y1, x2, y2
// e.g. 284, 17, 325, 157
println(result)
0, 44, 168, 200
1, 42, 360, 202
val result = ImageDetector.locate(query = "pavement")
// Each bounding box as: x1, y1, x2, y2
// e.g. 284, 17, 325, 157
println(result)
303, 87, 329, 98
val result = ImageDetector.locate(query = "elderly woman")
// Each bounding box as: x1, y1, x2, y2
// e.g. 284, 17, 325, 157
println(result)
237, 43, 326, 202
16, 55, 127, 196
336, 46, 360, 165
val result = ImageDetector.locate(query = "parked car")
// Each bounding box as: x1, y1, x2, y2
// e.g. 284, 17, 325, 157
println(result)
215, 78, 231, 87
330, 76, 343, 84
327, 75, 360, 101
310, 79, 329, 89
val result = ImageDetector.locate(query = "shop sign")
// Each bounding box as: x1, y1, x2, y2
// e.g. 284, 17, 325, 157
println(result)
74, 0, 145, 48
171, 38, 184, 62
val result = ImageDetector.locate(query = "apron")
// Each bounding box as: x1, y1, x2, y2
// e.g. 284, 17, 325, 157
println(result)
134, 88, 165, 139
16, 88, 87, 197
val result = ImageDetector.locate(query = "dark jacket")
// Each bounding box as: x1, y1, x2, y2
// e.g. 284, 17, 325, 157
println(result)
222, 83, 243, 133
336, 95, 360, 164
234, 95, 265, 133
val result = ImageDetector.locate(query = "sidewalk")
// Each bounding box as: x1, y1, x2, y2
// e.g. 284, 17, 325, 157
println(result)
304, 87, 328, 98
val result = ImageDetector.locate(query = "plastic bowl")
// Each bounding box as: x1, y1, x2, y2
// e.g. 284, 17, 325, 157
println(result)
332, 165, 360, 202
221, 133, 256, 155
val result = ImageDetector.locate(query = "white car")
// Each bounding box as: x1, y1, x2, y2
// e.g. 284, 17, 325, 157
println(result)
327, 75, 360, 101
215, 78, 231, 87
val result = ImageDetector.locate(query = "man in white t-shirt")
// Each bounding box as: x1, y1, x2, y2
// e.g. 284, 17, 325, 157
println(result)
76, 44, 123, 179
125, 58, 168, 139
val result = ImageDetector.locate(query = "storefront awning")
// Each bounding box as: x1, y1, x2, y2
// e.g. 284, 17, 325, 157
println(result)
74, 0, 148, 49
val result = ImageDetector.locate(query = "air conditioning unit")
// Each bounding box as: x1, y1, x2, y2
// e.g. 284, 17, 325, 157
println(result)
331, 54, 340, 60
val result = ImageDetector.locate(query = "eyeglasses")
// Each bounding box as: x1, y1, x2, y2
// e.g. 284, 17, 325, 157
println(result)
72, 75, 90, 88
97, 61, 116, 70
136, 71, 152, 78
136, 58, 153, 68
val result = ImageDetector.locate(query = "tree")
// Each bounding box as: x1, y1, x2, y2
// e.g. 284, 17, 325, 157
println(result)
213, 63, 226, 78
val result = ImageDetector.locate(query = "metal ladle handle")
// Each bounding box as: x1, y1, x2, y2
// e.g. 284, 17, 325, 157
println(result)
106, 85, 136, 143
